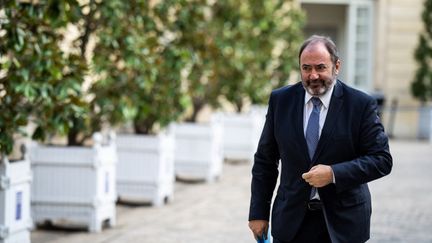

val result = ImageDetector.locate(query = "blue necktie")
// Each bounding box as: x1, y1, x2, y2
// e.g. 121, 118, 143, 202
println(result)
306, 97, 321, 160
306, 97, 321, 199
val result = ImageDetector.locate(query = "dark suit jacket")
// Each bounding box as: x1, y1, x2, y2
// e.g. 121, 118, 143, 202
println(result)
249, 80, 392, 243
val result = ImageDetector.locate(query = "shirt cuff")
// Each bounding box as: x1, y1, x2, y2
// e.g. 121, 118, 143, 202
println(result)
330, 165, 336, 184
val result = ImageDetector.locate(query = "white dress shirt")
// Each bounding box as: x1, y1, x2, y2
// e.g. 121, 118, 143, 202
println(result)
303, 83, 336, 199
303, 85, 334, 137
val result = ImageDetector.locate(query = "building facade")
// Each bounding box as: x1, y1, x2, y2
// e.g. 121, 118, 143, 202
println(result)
299, 0, 425, 139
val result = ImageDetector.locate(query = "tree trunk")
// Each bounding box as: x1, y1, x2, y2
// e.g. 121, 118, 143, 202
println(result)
133, 119, 153, 135
67, 117, 80, 146
80, 0, 97, 57
67, 0, 97, 146
186, 98, 205, 122
235, 99, 243, 113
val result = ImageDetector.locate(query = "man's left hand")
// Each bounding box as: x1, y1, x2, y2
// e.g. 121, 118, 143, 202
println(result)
302, 164, 334, 187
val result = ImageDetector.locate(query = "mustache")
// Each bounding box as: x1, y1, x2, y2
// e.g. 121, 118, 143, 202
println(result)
306, 79, 326, 84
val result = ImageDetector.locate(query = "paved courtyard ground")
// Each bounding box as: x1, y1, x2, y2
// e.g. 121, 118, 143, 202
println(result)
31, 139, 432, 243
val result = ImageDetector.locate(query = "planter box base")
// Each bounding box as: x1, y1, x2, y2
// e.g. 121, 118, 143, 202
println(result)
223, 148, 254, 163
32, 203, 116, 232
0, 229, 30, 243
175, 163, 220, 183
117, 181, 173, 206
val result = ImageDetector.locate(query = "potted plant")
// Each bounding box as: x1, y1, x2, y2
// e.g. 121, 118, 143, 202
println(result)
5, 1, 118, 232
169, 1, 232, 182
91, 1, 190, 205
411, 0, 432, 141
0, 66, 32, 242
215, 1, 304, 162
0, 1, 71, 241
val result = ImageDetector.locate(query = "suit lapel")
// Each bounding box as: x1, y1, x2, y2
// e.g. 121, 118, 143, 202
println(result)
294, 87, 310, 163
312, 81, 344, 163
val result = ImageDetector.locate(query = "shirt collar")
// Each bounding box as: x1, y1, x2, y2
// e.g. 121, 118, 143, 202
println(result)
304, 82, 335, 109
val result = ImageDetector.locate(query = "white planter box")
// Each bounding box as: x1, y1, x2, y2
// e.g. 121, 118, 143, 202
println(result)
0, 156, 32, 243
221, 109, 265, 162
418, 106, 432, 141
250, 105, 268, 118
29, 133, 117, 232
116, 132, 175, 206
174, 118, 224, 182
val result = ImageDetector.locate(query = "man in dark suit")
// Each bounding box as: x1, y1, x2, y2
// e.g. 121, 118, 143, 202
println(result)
248, 35, 392, 243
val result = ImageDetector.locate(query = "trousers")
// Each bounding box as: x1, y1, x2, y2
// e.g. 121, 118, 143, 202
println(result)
273, 209, 331, 243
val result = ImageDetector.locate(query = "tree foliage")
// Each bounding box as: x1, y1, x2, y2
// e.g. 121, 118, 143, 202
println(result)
91, 0, 191, 134
0, 0, 305, 153
412, 0, 432, 102
216, 0, 304, 111
171, 0, 223, 121
175, 0, 304, 116
0, 1, 88, 154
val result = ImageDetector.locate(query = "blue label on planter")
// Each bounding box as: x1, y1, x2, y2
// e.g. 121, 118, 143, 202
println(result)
16, 191, 22, 221
105, 172, 109, 194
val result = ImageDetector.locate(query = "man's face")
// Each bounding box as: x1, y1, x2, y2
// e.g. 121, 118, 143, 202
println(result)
300, 43, 340, 96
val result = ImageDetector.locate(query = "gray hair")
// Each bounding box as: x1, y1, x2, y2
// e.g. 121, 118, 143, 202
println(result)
299, 35, 340, 65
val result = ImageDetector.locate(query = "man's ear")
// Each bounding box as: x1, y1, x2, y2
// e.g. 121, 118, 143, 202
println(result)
334, 59, 341, 75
